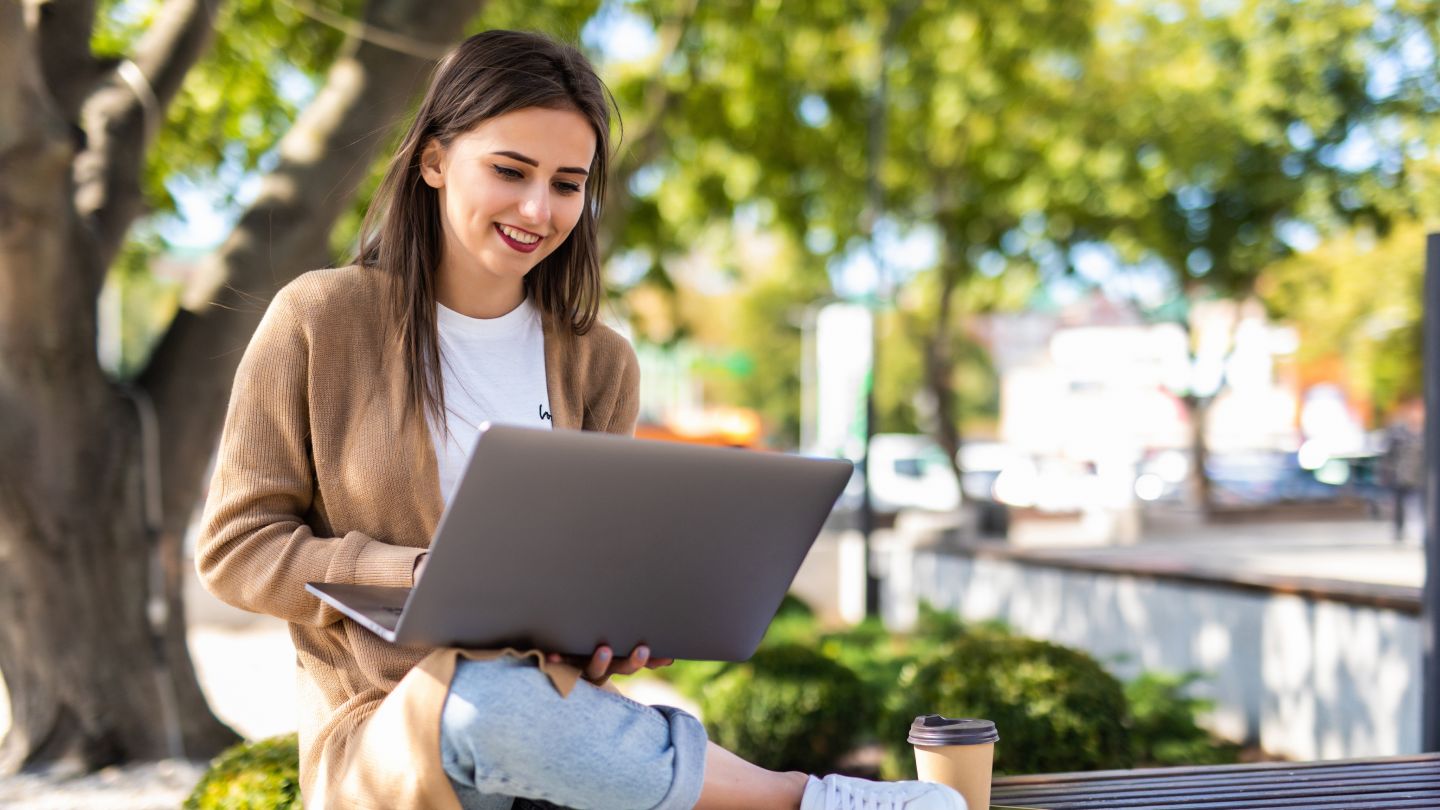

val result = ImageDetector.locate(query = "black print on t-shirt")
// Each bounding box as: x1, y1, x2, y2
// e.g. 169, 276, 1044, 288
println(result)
539, 404, 552, 422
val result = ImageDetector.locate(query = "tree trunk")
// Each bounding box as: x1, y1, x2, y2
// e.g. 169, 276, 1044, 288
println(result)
925, 220, 967, 485
0, 0, 484, 773
1184, 393, 1216, 517
0, 401, 217, 773
0, 2, 238, 771
1178, 299, 1233, 520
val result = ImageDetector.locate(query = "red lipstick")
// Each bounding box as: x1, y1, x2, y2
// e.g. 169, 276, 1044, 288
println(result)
495, 223, 542, 254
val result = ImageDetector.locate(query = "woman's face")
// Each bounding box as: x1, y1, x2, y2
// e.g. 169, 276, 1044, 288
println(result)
421, 106, 597, 298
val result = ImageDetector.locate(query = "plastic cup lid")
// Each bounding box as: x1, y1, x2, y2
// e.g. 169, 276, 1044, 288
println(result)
907, 714, 999, 746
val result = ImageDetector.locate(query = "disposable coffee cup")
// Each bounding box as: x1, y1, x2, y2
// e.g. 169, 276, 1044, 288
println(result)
909, 715, 998, 810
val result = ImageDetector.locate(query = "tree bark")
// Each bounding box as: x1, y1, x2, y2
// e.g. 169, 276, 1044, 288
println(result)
1184, 392, 1215, 516
31, 0, 105, 120
924, 212, 967, 485
0, 0, 485, 773
0, 3, 198, 772
1177, 298, 1229, 519
925, 283, 965, 478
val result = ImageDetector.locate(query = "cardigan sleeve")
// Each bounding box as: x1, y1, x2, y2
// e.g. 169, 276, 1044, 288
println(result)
601, 337, 641, 437
195, 284, 424, 627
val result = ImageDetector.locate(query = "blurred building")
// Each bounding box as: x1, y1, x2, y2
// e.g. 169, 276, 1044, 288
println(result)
978, 294, 1306, 464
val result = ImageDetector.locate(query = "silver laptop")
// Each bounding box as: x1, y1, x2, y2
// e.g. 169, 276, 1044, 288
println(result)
306, 424, 851, 661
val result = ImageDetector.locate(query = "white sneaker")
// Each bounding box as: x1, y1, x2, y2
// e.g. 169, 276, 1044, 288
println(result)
799, 774, 967, 810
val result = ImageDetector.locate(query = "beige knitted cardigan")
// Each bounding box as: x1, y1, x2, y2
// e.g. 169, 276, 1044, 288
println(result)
196, 265, 640, 809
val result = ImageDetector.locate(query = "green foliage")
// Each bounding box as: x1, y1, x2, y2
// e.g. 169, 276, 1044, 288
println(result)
658, 598, 1238, 777
817, 603, 984, 708
888, 635, 1132, 778
700, 643, 874, 775
1258, 222, 1428, 418
608, 0, 1440, 457
875, 308, 1002, 437
100, 232, 182, 381
1126, 671, 1241, 767
185, 734, 301, 810
93, 0, 1440, 440
95, 0, 355, 217
684, 240, 832, 446
773, 592, 817, 621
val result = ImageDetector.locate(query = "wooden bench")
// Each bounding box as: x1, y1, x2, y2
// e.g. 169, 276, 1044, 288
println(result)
989, 752, 1440, 809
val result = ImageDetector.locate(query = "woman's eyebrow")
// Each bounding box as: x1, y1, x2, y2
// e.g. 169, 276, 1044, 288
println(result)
490, 150, 590, 177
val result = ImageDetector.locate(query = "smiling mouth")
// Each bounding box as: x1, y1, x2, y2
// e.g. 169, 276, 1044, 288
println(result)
495, 223, 542, 253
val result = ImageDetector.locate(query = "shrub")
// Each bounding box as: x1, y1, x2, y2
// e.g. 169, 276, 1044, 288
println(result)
1126, 671, 1241, 766
886, 635, 1132, 777
185, 734, 301, 810
700, 643, 872, 775
773, 592, 817, 621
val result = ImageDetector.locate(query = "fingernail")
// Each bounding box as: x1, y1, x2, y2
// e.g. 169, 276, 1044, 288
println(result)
636, 646, 650, 660
599, 648, 611, 659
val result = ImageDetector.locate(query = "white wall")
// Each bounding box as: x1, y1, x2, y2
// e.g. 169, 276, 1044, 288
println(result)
883, 548, 1422, 760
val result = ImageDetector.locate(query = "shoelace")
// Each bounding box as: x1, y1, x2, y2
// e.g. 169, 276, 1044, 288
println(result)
825, 780, 910, 810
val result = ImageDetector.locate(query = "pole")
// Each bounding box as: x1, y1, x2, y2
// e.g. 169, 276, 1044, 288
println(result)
858, 1, 923, 619
857, 10, 894, 620
1424, 233, 1440, 751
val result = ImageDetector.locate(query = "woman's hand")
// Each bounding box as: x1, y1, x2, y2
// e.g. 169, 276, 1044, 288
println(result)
548, 645, 674, 685
412, 553, 428, 585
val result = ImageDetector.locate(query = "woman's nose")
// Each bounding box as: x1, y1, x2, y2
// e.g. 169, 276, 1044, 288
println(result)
518, 190, 550, 225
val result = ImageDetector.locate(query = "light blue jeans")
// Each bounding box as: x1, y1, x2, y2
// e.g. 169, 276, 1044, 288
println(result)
440, 657, 708, 810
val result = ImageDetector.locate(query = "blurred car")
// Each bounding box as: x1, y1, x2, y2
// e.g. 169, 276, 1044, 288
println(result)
1205, 450, 1373, 507
868, 433, 962, 514
991, 455, 1098, 515
829, 435, 1016, 537
957, 442, 1016, 537
1133, 449, 1189, 504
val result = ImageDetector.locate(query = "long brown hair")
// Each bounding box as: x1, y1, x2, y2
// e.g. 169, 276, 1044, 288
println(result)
355, 30, 613, 426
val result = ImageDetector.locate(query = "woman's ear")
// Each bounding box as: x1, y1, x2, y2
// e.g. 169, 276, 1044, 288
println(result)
419, 139, 445, 189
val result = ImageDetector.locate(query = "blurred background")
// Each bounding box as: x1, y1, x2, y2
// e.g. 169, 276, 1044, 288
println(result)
1, 0, 1438, 804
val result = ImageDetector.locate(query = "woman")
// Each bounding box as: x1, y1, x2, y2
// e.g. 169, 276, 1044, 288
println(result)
198, 29, 964, 810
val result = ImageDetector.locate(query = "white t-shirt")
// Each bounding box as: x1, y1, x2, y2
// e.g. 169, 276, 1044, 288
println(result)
428, 297, 551, 506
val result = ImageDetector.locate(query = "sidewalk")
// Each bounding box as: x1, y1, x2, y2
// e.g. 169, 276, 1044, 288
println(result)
1007, 515, 1422, 589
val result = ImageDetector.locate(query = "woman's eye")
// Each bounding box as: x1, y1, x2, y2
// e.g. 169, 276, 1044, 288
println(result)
554, 181, 582, 195
492, 165, 524, 180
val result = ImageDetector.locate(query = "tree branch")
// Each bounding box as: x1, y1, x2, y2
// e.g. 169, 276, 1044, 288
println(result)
138, 0, 483, 539
129, 0, 221, 112
72, 0, 221, 283
599, 0, 697, 260
29, 0, 104, 121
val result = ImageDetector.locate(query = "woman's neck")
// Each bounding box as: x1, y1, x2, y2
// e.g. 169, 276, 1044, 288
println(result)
434, 264, 525, 319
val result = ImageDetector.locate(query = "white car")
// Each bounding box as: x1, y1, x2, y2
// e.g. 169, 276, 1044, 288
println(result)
866, 434, 963, 513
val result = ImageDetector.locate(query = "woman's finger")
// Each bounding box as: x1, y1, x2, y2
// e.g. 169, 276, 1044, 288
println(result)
584, 646, 613, 682
646, 657, 674, 669
611, 645, 649, 676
